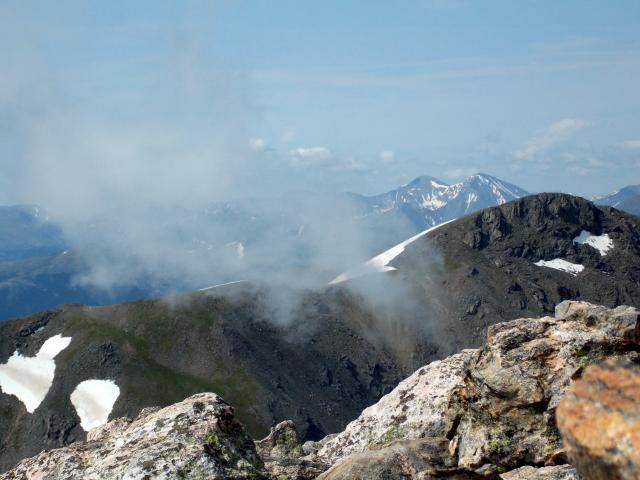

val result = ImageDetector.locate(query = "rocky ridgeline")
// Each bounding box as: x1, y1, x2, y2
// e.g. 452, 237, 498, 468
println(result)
2, 301, 639, 479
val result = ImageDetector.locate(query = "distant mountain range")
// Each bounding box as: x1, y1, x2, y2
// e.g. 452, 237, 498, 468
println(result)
0, 174, 637, 321
0, 205, 67, 262
595, 184, 640, 215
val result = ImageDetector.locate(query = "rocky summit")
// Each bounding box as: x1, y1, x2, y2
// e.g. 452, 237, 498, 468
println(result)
2, 301, 638, 479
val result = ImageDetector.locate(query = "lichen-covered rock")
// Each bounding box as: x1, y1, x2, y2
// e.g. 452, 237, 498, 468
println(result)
500, 465, 580, 480
256, 420, 328, 480
0, 393, 268, 480
315, 301, 639, 475
453, 301, 638, 471
557, 358, 640, 480
317, 350, 474, 464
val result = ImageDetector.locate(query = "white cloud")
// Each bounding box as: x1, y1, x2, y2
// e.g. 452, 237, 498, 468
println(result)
288, 146, 333, 167
248, 137, 266, 151
443, 167, 477, 180
379, 150, 395, 163
514, 118, 590, 161
620, 140, 640, 150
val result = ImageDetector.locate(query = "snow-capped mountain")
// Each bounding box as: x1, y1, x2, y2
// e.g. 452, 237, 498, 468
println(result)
351, 173, 529, 229
596, 184, 640, 212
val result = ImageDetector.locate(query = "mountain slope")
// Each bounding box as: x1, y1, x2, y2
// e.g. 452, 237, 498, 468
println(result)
595, 184, 640, 208
0, 283, 433, 472
616, 193, 640, 216
336, 192, 640, 352
1, 193, 639, 472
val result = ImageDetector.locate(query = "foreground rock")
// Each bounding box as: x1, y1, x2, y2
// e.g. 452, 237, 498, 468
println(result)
500, 465, 579, 480
557, 358, 640, 480
255, 420, 328, 480
0, 393, 268, 480
316, 301, 639, 476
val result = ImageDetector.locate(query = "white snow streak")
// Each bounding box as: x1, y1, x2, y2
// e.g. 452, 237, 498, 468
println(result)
534, 259, 584, 276
329, 219, 454, 285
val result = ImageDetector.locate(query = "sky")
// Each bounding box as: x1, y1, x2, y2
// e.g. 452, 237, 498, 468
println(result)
1, 0, 640, 206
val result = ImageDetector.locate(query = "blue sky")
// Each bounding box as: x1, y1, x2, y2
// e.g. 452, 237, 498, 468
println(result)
1, 0, 640, 205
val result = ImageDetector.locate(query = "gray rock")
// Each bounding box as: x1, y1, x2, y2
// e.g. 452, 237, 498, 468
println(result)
255, 420, 328, 480
0, 393, 268, 480
500, 465, 580, 479
318, 438, 476, 480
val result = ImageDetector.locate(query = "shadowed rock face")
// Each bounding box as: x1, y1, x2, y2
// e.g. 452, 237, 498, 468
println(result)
557, 358, 640, 480
0, 393, 268, 480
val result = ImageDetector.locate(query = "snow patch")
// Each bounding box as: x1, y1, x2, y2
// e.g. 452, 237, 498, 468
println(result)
573, 230, 613, 256
71, 379, 120, 431
534, 259, 584, 276
329, 219, 454, 285
0, 334, 72, 413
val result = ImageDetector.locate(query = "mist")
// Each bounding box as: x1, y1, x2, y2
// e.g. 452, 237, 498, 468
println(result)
0, 1, 463, 352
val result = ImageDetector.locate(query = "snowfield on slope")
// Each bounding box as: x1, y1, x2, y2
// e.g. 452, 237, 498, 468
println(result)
71, 379, 120, 431
534, 259, 585, 276
329, 219, 454, 285
0, 334, 72, 413
573, 230, 614, 256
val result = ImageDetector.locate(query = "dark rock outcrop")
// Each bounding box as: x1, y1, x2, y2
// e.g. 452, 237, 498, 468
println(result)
390, 193, 640, 355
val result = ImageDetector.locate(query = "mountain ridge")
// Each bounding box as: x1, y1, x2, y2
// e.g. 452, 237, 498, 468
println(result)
1, 192, 639, 472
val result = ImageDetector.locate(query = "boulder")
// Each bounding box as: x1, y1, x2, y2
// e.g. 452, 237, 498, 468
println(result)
557, 358, 640, 480
255, 420, 328, 480
317, 350, 474, 464
0, 393, 268, 480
